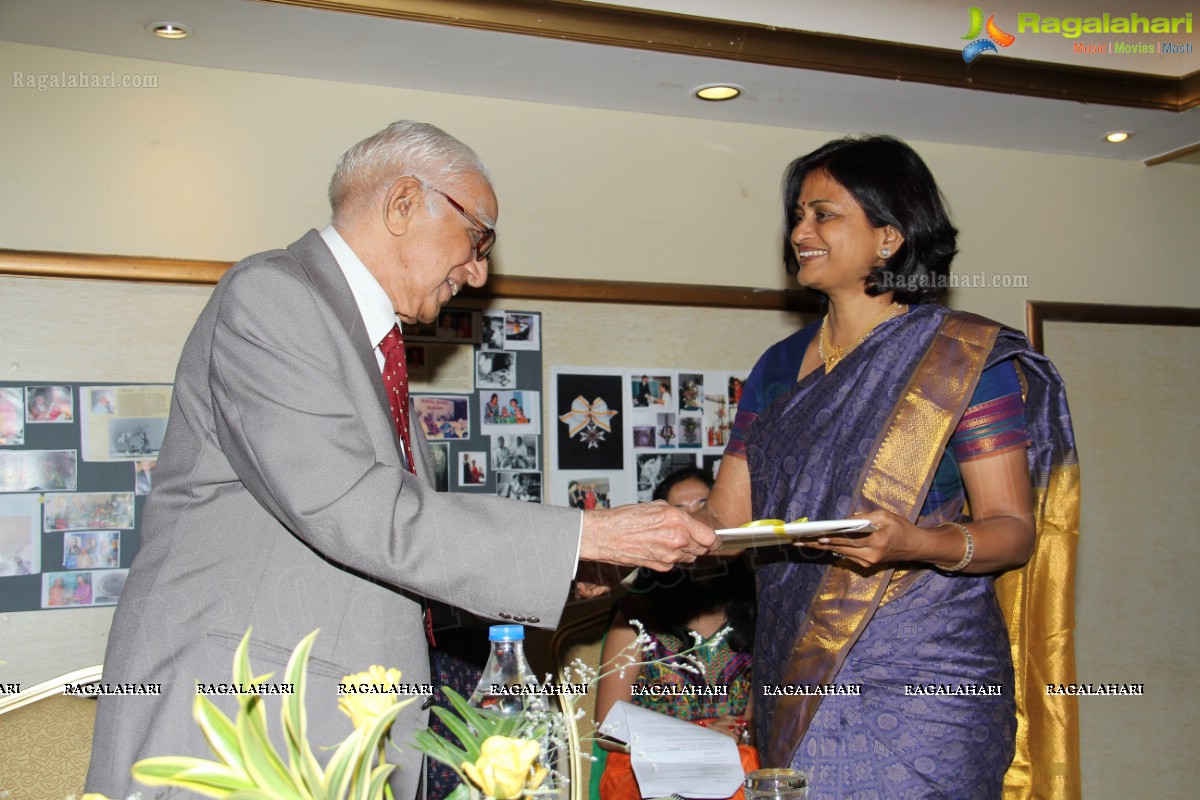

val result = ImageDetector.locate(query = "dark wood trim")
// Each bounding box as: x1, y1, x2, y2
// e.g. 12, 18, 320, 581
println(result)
1144, 140, 1200, 167
0, 248, 815, 312
259, 0, 1199, 112
1026, 301, 1200, 353
0, 249, 229, 286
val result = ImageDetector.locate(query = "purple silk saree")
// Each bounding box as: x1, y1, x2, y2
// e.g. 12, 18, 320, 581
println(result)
744, 304, 1078, 799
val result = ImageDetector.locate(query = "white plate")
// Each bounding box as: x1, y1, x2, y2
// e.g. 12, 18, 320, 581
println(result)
715, 518, 875, 549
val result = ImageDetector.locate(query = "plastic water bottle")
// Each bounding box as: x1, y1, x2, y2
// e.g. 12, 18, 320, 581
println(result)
467, 624, 548, 717
467, 625, 557, 790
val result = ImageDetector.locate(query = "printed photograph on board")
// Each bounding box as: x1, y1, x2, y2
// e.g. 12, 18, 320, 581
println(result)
566, 477, 611, 510
503, 312, 540, 351
0, 493, 40, 576
413, 396, 471, 440
25, 385, 74, 422
481, 312, 506, 350
63, 531, 121, 570
655, 412, 677, 448
134, 459, 156, 496
43, 491, 134, 531
632, 425, 656, 449
492, 434, 538, 471
556, 373, 623, 470
678, 373, 704, 412
476, 350, 516, 389
0, 449, 78, 493
458, 451, 488, 487
636, 453, 697, 502
678, 414, 704, 448
42, 570, 93, 608
705, 382, 735, 449
93, 568, 129, 605
479, 390, 540, 436
80, 385, 172, 462
428, 442, 449, 492
496, 470, 541, 503
0, 387, 25, 445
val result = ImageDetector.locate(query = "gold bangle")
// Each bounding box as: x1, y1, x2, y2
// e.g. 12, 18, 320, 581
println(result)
943, 522, 974, 573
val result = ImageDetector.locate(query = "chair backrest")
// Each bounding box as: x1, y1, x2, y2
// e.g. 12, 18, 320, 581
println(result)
0, 665, 102, 799
549, 603, 617, 800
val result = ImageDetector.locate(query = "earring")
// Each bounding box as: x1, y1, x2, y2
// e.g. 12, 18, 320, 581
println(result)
881, 248, 891, 258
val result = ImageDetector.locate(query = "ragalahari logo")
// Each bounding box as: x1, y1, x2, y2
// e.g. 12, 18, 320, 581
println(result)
961, 7, 1016, 62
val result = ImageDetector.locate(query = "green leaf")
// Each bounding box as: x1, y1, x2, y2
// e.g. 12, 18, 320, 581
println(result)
429, 707, 483, 762
364, 763, 397, 800
229, 628, 276, 713
281, 629, 326, 795
351, 700, 414, 798
193, 693, 247, 773
446, 783, 473, 800
442, 687, 504, 738
322, 727, 366, 800
411, 729, 467, 774
132, 756, 258, 797
235, 687, 304, 799
493, 715, 524, 739
227, 792, 281, 800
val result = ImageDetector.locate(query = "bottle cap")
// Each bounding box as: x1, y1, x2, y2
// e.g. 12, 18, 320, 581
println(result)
488, 624, 525, 642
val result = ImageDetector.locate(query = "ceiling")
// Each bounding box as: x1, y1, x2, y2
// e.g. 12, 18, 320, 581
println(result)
2, 0, 1198, 164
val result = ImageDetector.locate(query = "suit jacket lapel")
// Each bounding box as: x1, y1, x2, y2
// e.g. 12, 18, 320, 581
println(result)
287, 230, 430, 479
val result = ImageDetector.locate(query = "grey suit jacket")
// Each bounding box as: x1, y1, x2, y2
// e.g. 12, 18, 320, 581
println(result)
86, 231, 582, 799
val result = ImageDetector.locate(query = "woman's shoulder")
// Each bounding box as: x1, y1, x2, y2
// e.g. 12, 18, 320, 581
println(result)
749, 323, 819, 380
763, 322, 820, 361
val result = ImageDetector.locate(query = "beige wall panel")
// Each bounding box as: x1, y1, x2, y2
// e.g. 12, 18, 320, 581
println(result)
4, 41, 1200, 334
1044, 320, 1199, 800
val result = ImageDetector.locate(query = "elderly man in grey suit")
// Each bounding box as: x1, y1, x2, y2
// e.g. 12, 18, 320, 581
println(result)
86, 121, 717, 798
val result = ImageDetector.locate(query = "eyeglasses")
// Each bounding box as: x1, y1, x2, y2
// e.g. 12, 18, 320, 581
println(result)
428, 186, 496, 261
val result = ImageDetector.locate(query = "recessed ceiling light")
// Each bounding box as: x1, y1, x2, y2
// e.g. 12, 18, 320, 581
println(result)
695, 85, 741, 101
145, 21, 193, 40
1105, 131, 1132, 143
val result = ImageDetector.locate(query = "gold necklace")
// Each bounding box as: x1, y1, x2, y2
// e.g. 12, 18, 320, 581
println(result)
818, 302, 905, 373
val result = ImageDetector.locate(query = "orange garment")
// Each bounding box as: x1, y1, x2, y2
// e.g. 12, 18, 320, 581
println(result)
600, 743, 760, 800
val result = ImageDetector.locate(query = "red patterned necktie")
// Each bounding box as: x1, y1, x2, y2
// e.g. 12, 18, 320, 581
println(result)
380, 326, 434, 646
379, 324, 415, 472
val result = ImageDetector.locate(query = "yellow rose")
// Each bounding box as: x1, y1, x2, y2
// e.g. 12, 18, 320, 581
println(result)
461, 735, 547, 800
338, 665, 404, 731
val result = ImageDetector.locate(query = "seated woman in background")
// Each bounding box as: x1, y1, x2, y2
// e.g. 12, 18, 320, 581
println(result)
595, 467, 759, 800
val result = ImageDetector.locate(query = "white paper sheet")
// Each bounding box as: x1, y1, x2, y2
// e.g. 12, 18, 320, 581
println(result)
600, 700, 745, 799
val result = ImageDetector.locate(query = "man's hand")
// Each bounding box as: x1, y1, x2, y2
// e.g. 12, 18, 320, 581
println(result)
572, 562, 629, 599
579, 501, 719, 571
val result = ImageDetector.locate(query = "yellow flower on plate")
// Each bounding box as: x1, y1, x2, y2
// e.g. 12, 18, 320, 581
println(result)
338, 664, 405, 731
462, 735, 548, 800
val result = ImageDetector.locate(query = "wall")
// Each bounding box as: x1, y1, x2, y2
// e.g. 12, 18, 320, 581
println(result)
1042, 320, 1198, 800
3, 41, 1200, 332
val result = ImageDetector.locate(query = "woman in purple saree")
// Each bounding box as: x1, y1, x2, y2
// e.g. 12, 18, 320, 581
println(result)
706, 136, 1079, 799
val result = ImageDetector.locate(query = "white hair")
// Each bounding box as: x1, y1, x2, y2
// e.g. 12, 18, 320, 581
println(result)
328, 120, 491, 222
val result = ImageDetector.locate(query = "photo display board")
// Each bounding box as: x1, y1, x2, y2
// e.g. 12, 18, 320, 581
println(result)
408, 309, 546, 503
0, 309, 546, 613
549, 366, 748, 509
0, 382, 170, 612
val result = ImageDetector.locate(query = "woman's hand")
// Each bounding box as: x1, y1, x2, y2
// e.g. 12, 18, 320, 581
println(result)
797, 509, 920, 568
799, 448, 1036, 572
699, 715, 752, 745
